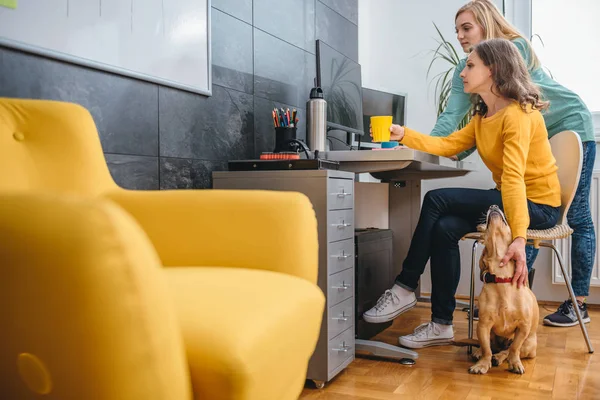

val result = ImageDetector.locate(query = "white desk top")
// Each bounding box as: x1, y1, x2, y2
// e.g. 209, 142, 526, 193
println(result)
322, 147, 476, 180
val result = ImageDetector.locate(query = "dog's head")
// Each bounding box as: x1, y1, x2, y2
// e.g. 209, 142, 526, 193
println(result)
479, 205, 514, 276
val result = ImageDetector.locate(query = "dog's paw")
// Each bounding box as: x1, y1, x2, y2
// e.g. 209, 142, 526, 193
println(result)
468, 360, 491, 375
507, 358, 525, 374
470, 348, 482, 362
492, 351, 508, 366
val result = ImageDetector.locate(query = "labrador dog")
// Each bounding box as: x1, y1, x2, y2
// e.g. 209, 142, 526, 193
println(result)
469, 205, 538, 375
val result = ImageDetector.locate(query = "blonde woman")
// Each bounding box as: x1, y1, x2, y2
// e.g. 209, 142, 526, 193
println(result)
363, 38, 561, 348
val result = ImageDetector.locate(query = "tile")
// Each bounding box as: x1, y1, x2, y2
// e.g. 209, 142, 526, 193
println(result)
105, 154, 159, 190
319, 0, 358, 25
212, 0, 252, 24
159, 84, 254, 160
253, 0, 315, 53
254, 28, 316, 108
212, 8, 253, 94
160, 158, 227, 189
254, 96, 306, 156
316, 0, 358, 61
0, 47, 159, 156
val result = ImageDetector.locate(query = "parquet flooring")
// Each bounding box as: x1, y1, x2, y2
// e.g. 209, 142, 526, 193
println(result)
300, 302, 600, 399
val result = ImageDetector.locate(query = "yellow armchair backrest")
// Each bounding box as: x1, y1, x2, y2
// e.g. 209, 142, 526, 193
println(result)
0, 97, 117, 196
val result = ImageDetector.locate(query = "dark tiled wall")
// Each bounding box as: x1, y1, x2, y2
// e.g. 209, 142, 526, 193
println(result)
0, 0, 358, 190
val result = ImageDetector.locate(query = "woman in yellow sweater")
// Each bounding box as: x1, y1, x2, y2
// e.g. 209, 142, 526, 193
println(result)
363, 38, 561, 349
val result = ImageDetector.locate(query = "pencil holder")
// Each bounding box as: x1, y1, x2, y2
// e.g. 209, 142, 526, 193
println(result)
274, 127, 298, 153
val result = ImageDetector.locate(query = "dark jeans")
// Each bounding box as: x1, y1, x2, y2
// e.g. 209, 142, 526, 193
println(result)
395, 188, 560, 325
526, 141, 597, 297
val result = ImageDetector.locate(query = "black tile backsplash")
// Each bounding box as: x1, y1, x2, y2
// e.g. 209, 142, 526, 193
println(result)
212, 8, 254, 94
212, 0, 253, 24
0, 47, 159, 157
159, 85, 254, 161
319, 0, 358, 25
106, 154, 160, 190
160, 158, 228, 190
1, 1, 357, 189
254, 28, 316, 107
253, 0, 316, 53
316, 1, 359, 61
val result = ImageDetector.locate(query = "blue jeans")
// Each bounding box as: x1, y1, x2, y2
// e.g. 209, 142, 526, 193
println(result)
396, 188, 559, 325
526, 141, 597, 297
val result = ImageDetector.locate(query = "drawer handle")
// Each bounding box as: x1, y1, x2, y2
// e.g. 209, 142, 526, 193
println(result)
334, 191, 352, 198
331, 251, 351, 260
332, 282, 351, 290
332, 221, 351, 229
332, 311, 349, 321
332, 341, 353, 352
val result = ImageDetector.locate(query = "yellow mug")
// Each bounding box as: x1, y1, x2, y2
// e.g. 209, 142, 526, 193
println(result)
370, 116, 393, 142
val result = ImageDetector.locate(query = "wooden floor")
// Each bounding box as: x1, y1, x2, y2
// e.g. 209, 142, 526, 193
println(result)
300, 302, 600, 399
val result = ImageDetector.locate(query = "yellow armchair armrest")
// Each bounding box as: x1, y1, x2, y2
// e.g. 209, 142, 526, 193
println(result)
0, 193, 191, 399
105, 189, 319, 284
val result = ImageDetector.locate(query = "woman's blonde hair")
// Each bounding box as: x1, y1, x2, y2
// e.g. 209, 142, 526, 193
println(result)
456, 0, 540, 70
471, 38, 549, 116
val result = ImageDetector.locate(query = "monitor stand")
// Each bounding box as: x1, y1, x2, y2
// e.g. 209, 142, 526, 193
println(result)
355, 340, 418, 363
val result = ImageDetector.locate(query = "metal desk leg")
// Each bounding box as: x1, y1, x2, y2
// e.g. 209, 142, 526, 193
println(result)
467, 240, 479, 355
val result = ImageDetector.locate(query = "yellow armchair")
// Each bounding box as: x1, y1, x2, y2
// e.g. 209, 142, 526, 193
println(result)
0, 98, 325, 400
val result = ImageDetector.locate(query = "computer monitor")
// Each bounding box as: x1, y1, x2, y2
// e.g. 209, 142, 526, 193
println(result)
316, 40, 365, 145
354, 87, 407, 149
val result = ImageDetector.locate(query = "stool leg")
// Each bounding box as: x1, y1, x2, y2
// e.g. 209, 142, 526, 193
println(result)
468, 240, 478, 355
540, 242, 594, 354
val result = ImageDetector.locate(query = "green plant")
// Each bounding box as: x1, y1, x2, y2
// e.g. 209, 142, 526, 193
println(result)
427, 22, 471, 129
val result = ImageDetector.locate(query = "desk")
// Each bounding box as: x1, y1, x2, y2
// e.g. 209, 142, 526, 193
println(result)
213, 148, 475, 387
323, 148, 474, 367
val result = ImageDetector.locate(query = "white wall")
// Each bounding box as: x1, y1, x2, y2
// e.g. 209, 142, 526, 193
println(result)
358, 0, 600, 303
531, 0, 600, 113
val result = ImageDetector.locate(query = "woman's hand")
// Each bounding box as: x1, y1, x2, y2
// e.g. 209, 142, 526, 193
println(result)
449, 155, 459, 161
500, 237, 527, 288
369, 124, 405, 142
389, 124, 405, 141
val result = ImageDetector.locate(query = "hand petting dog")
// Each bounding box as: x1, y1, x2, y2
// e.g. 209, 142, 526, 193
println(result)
499, 236, 528, 288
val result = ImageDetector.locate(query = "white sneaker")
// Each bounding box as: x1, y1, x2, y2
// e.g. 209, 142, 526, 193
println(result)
363, 285, 417, 323
398, 321, 454, 349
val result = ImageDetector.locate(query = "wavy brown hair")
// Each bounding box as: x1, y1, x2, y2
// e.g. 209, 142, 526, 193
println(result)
471, 38, 549, 117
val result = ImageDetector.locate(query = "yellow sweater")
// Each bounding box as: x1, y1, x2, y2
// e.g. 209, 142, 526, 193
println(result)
402, 102, 561, 239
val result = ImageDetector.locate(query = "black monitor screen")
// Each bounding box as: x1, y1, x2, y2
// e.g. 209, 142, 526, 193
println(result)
316, 40, 364, 137
357, 87, 407, 148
